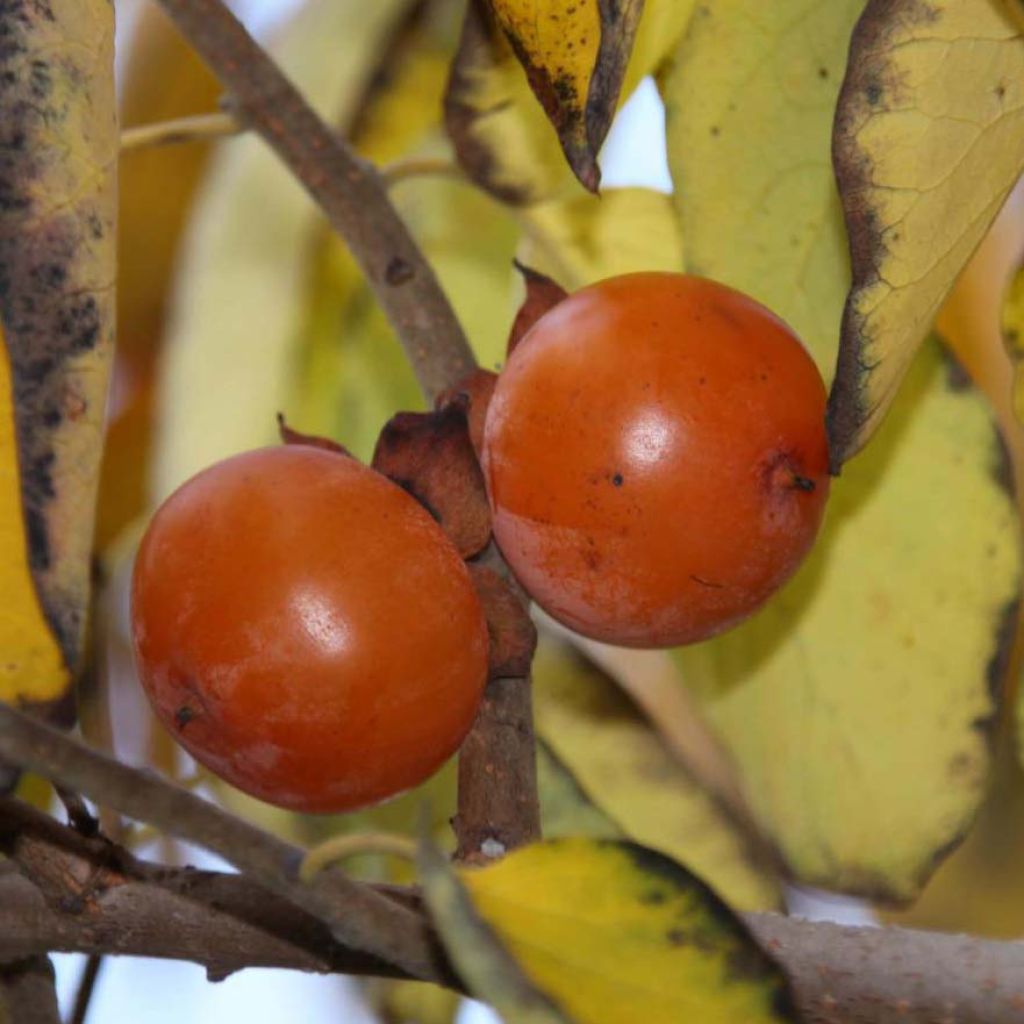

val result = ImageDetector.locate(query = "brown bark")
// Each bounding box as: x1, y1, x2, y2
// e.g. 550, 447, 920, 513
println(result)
0, 705, 440, 981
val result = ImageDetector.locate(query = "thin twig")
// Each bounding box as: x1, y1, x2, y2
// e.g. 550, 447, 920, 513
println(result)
120, 111, 242, 151
381, 157, 464, 188
154, 0, 475, 402
0, 703, 441, 980
300, 833, 417, 883
68, 955, 103, 1024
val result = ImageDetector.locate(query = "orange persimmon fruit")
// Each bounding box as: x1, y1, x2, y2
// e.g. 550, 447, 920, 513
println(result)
131, 446, 488, 812
482, 272, 830, 647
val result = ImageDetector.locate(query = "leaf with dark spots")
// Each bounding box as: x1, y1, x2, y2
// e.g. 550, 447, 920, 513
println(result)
508, 260, 567, 356
455, 838, 797, 1022
467, 563, 537, 679
0, 0, 115, 719
372, 404, 491, 559
276, 413, 352, 458
434, 368, 498, 457
485, 0, 645, 191
444, 0, 569, 205
828, 0, 1024, 470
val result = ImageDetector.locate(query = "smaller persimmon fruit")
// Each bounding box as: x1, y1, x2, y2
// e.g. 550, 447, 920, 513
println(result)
482, 272, 830, 647
131, 446, 488, 813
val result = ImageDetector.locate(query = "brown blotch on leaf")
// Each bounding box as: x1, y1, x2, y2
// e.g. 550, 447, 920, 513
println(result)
443, 0, 535, 206
467, 563, 537, 679
435, 368, 498, 457
276, 413, 352, 458
508, 260, 568, 357
372, 403, 491, 559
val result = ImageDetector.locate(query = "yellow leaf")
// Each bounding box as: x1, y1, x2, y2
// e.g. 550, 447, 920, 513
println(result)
487, 0, 643, 190
419, 838, 571, 1024
1001, 261, 1024, 425
452, 839, 797, 1024
0, 0, 116, 711
670, 339, 1021, 901
533, 638, 779, 912
536, 740, 622, 840
446, 0, 695, 203
367, 979, 460, 1024
518, 188, 684, 290
828, 0, 1024, 468
661, 0, 863, 376
1001, 0, 1024, 33
153, 0, 418, 499
446, 1, 578, 205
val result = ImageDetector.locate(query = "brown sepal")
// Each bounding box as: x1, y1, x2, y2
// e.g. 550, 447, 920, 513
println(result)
468, 564, 538, 679
435, 369, 498, 458
372, 403, 491, 559
277, 413, 352, 457
508, 260, 568, 357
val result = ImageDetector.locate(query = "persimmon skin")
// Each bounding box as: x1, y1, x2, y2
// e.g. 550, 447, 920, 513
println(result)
131, 446, 488, 813
482, 272, 830, 648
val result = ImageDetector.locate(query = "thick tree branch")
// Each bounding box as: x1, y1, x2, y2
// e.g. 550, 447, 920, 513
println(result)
153, 0, 474, 402
153, 0, 540, 864
0, 704, 442, 981
0, 798, 431, 985
2, 797, 1024, 1024
0, 954, 60, 1024
744, 914, 1024, 1024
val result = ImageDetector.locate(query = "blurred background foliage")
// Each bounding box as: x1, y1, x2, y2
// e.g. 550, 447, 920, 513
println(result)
56, 0, 1024, 1017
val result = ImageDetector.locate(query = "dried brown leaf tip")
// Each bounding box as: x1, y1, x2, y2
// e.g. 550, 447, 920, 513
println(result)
276, 414, 352, 457
436, 369, 498, 457
468, 564, 538, 679
372, 403, 491, 559
508, 261, 568, 357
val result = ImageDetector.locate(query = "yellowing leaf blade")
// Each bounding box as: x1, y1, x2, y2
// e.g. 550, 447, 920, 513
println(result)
661, 0, 863, 374
418, 839, 572, 1024
671, 340, 1021, 901
533, 638, 780, 912
0, 0, 117, 713
518, 187, 684, 290
446, 0, 695, 203
488, 0, 643, 190
1002, 262, 1024, 424
456, 839, 797, 1024
828, 0, 1024, 468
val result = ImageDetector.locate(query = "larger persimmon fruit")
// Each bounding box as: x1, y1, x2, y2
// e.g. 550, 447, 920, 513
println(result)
482, 272, 830, 647
131, 446, 488, 812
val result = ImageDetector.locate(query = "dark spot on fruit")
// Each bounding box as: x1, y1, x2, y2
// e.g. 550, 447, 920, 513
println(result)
818, 67, 829, 80
690, 574, 724, 589
865, 81, 882, 105
175, 705, 197, 730
612, 472, 623, 487
666, 928, 686, 946
791, 475, 816, 493
710, 125, 720, 137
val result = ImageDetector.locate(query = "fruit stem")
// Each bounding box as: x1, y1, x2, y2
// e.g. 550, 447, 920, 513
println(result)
299, 833, 417, 883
